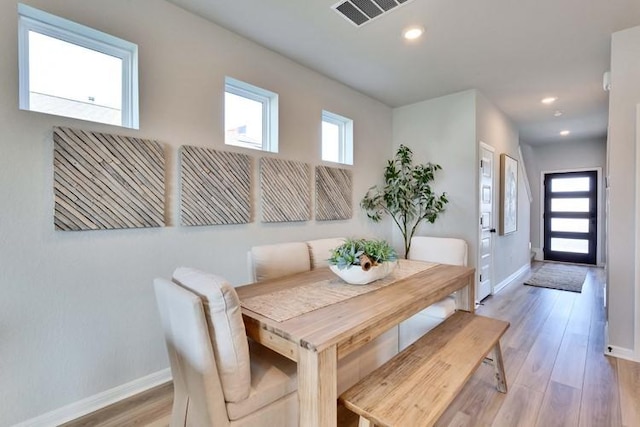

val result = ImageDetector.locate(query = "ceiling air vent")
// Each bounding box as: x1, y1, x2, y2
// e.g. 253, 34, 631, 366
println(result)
333, 0, 416, 27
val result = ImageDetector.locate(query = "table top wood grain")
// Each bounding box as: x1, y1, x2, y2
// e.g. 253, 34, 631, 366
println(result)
237, 261, 475, 358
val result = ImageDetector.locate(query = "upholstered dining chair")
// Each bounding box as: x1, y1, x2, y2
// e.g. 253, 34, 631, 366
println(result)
306, 237, 345, 269
399, 236, 469, 350
153, 268, 298, 427
408, 236, 468, 266
247, 242, 311, 283
247, 238, 396, 394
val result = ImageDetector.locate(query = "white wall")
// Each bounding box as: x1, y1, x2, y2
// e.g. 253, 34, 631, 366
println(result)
608, 24, 640, 356
476, 92, 530, 285
392, 90, 477, 262
520, 138, 607, 263
0, 0, 393, 424
392, 90, 529, 292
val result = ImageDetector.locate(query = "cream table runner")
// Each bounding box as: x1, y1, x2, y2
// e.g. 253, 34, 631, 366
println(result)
240, 260, 437, 322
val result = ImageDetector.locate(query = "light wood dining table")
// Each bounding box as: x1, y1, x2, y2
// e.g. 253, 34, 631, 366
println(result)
236, 260, 475, 427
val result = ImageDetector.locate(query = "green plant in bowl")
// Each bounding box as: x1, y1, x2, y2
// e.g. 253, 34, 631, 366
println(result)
328, 238, 398, 270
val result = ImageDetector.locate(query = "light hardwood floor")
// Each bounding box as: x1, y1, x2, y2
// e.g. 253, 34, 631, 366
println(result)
63, 263, 640, 427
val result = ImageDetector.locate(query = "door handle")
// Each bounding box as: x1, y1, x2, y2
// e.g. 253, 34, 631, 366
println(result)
489, 228, 497, 233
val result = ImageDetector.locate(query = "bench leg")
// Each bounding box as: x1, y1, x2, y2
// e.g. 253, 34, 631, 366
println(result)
491, 341, 508, 393
358, 416, 375, 427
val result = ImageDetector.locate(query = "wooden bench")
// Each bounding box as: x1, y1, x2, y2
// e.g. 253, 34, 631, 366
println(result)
339, 311, 510, 427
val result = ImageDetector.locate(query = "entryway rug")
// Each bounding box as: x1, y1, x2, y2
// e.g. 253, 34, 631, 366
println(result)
524, 263, 588, 293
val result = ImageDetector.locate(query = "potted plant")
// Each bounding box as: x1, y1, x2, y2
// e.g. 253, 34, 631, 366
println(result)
361, 144, 448, 258
328, 238, 398, 285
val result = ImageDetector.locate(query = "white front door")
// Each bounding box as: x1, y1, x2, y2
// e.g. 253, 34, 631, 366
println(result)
478, 142, 495, 302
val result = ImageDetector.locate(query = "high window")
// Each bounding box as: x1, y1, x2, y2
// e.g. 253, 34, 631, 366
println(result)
18, 4, 139, 128
225, 77, 278, 152
322, 110, 353, 165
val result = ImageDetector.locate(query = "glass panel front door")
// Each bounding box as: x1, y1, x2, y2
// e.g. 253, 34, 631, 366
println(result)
543, 171, 597, 264
550, 218, 590, 233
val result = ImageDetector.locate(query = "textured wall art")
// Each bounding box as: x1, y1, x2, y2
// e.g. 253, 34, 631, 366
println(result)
53, 127, 165, 231
315, 166, 352, 221
180, 146, 252, 226
260, 158, 310, 222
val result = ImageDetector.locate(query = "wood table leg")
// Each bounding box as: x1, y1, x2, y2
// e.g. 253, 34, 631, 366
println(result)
298, 344, 337, 426
455, 277, 475, 313
491, 341, 508, 393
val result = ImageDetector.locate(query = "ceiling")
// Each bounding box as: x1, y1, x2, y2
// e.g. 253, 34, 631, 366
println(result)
166, 0, 640, 145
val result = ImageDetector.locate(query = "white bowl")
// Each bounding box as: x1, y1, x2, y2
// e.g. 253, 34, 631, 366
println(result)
330, 261, 397, 285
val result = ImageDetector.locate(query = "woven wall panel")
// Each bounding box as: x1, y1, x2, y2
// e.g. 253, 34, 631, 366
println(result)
53, 127, 165, 231
180, 146, 251, 226
260, 158, 310, 222
315, 166, 352, 221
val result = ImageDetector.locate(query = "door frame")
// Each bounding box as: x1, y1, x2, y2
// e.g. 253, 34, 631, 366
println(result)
477, 141, 495, 301
539, 167, 603, 265
633, 103, 640, 361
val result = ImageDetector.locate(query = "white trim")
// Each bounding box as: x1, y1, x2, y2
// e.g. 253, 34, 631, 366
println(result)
12, 369, 171, 427
17, 6, 29, 111
17, 3, 139, 129
634, 104, 640, 361
538, 167, 603, 265
322, 110, 354, 165
18, 4, 133, 49
605, 323, 639, 362
606, 345, 639, 362
224, 76, 279, 153
493, 262, 530, 295
478, 141, 495, 302
532, 247, 543, 261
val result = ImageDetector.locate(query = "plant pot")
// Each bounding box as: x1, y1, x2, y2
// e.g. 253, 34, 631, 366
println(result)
330, 261, 397, 285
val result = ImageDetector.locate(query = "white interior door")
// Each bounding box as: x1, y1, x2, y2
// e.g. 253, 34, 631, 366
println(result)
478, 142, 495, 302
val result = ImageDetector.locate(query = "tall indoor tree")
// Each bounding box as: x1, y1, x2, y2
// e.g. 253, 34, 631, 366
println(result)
361, 144, 449, 258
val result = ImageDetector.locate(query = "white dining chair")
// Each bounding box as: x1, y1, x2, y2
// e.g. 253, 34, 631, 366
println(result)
408, 236, 468, 267
247, 238, 397, 394
247, 241, 311, 283
306, 237, 345, 269
153, 268, 298, 426
399, 236, 469, 350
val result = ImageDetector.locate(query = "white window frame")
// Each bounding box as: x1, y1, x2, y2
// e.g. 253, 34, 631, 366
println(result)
18, 3, 139, 129
322, 110, 353, 165
224, 77, 278, 153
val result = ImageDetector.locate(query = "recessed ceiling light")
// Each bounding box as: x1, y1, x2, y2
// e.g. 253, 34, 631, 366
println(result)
403, 26, 424, 40
553, 110, 563, 117
560, 130, 570, 136
541, 97, 558, 105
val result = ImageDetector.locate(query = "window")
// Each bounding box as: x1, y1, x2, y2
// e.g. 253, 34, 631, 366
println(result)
322, 110, 353, 165
225, 77, 278, 152
18, 4, 139, 129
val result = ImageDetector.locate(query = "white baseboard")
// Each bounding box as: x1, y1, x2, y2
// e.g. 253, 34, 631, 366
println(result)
604, 322, 639, 362
605, 344, 639, 362
493, 262, 531, 295
532, 247, 543, 261
530, 247, 606, 267
13, 368, 172, 427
